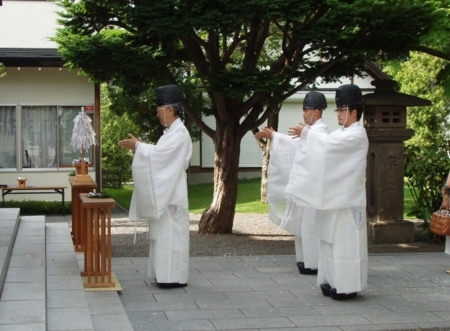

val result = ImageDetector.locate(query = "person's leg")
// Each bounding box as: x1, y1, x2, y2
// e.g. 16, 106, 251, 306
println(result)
327, 210, 367, 300
301, 217, 319, 270
317, 238, 333, 296
151, 208, 189, 288
295, 235, 318, 275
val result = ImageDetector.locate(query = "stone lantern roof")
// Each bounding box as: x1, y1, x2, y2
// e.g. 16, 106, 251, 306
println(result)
364, 80, 431, 107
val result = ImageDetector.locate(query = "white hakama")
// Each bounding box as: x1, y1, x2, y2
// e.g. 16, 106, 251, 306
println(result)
316, 209, 368, 293
147, 208, 190, 284
294, 207, 320, 269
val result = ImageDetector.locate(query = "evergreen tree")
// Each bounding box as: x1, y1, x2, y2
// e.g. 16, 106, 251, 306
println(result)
100, 84, 140, 182
54, 0, 438, 234
384, 52, 450, 230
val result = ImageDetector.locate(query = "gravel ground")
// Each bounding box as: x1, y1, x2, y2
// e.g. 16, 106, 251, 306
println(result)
106, 208, 445, 258
110, 212, 296, 258
45, 206, 444, 257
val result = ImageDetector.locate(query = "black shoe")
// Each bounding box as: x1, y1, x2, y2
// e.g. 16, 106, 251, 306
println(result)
155, 279, 187, 288
329, 288, 357, 301
320, 284, 331, 297
297, 262, 318, 275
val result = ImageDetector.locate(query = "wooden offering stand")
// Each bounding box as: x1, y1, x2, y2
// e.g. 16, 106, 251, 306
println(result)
79, 193, 116, 288
69, 176, 96, 252
73, 159, 92, 183
17, 177, 27, 188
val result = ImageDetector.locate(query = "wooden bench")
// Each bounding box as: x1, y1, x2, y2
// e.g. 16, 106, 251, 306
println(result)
1, 186, 67, 216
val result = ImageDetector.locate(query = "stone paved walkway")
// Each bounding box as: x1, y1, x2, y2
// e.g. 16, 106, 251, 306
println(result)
2, 208, 450, 330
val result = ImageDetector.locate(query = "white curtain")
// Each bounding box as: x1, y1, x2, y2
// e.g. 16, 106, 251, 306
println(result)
0, 106, 16, 169
22, 106, 56, 168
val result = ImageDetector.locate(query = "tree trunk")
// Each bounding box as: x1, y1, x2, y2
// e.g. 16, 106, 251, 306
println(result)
260, 139, 270, 203
198, 123, 242, 234
260, 111, 280, 203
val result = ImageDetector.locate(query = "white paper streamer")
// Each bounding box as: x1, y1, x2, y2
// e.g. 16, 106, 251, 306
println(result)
437, 209, 450, 217
70, 107, 98, 151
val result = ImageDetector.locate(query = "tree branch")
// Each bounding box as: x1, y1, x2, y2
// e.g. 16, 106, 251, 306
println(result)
411, 45, 450, 62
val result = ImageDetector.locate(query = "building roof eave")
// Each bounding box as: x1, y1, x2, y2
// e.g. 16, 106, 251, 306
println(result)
0, 48, 64, 67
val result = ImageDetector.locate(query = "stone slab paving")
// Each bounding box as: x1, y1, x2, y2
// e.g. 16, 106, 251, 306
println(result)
0, 208, 21, 297
113, 254, 450, 331
0, 215, 46, 331
0, 211, 134, 331
46, 222, 94, 331
5, 209, 450, 331
47, 222, 134, 331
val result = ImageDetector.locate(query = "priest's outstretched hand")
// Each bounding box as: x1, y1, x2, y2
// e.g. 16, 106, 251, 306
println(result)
288, 123, 306, 138
118, 133, 142, 152
255, 127, 275, 140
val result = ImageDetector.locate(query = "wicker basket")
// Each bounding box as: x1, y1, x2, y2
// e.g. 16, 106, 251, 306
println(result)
430, 209, 450, 236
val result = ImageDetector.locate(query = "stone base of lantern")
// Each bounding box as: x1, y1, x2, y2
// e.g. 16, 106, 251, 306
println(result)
368, 220, 415, 245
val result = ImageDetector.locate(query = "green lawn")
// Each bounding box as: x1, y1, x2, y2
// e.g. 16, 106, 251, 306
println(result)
104, 178, 269, 214
404, 185, 415, 220
104, 178, 415, 218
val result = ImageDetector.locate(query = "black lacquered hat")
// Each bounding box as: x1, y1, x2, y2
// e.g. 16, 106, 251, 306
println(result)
335, 84, 362, 107
303, 91, 327, 110
156, 84, 183, 106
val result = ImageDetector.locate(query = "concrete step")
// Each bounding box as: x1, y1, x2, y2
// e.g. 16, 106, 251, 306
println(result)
46, 222, 133, 331
0, 208, 21, 297
46, 221, 133, 331
0, 213, 46, 330
46, 222, 95, 331
0, 209, 133, 331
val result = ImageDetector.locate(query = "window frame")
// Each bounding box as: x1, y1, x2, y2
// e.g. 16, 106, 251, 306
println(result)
0, 103, 95, 171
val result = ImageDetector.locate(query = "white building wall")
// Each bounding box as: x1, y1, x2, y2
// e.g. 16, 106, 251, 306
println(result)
0, 1, 58, 48
190, 138, 201, 167
0, 67, 94, 104
0, 1, 96, 201
0, 68, 95, 201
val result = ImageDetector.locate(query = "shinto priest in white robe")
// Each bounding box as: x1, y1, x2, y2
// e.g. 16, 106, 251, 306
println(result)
285, 122, 368, 294
268, 119, 327, 269
129, 118, 192, 284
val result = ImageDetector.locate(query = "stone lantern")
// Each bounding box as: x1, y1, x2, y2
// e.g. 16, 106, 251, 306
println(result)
363, 79, 431, 244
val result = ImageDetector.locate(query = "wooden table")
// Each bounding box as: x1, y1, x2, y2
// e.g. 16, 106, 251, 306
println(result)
79, 193, 116, 289
69, 176, 97, 252
1, 186, 67, 215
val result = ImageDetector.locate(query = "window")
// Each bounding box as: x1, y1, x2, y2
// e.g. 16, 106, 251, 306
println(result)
1, 105, 94, 169
0, 106, 16, 169
22, 105, 57, 168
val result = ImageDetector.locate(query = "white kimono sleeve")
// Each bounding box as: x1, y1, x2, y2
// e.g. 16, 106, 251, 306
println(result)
267, 132, 300, 224
285, 125, 368, 212
130, 125, 192, 221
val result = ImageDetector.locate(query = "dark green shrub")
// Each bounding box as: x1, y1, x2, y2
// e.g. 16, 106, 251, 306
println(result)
2, 200, 72, 216
405, 145, 450, 236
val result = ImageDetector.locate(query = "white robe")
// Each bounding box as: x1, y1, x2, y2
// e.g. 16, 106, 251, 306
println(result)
285, 122, 369, 293
268, 119, 327, 269
129, 118, 192, 284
